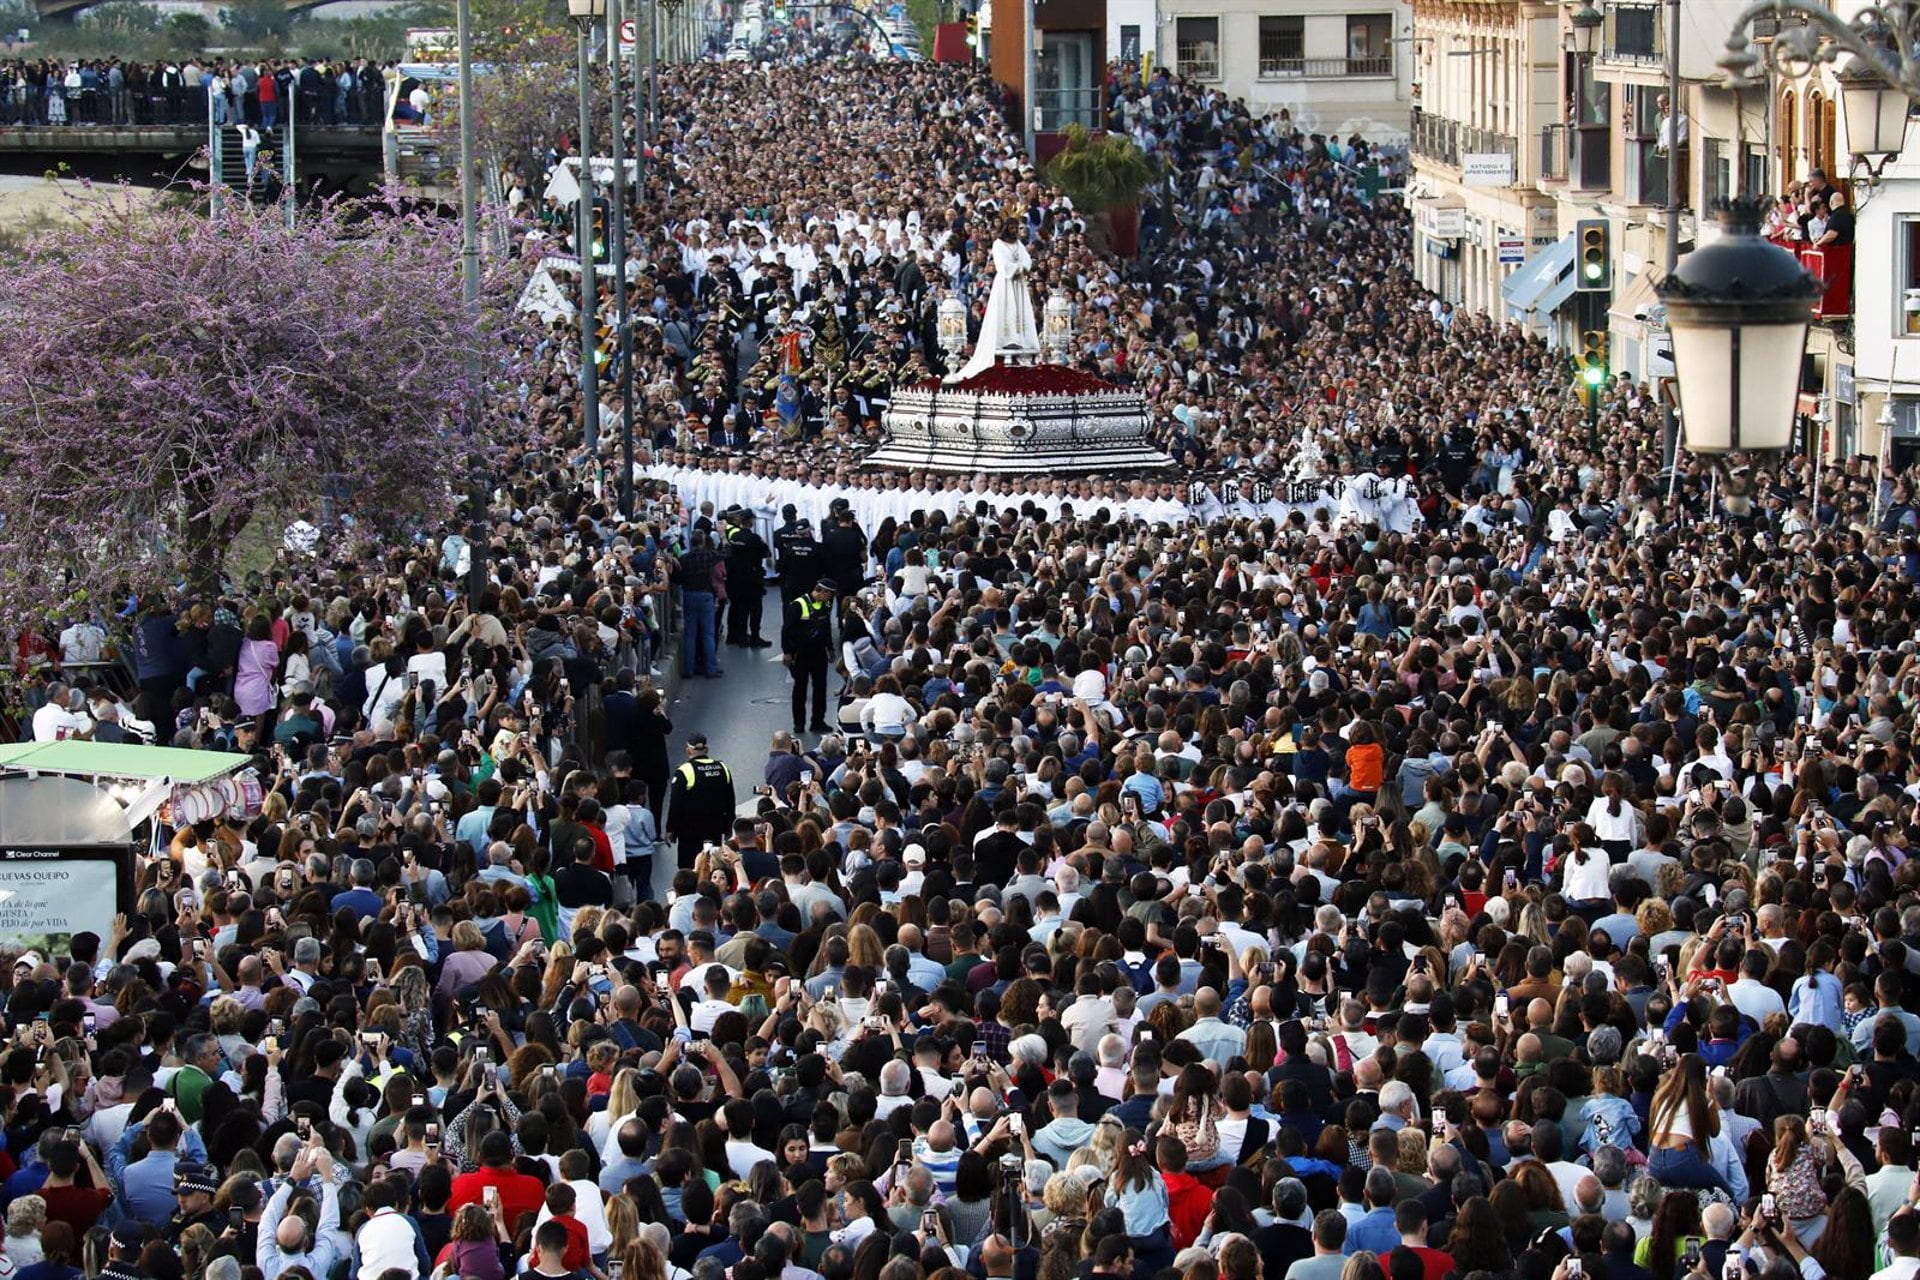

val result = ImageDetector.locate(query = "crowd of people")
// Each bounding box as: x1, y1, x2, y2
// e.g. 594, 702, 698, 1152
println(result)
6, 19, 1920, 1280
0, 56, 389, 129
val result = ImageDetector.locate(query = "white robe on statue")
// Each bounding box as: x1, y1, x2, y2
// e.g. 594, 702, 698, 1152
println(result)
956, 237, 1039, 380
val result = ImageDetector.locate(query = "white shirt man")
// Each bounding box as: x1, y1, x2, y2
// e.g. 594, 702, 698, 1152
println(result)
31, 692, 91, 743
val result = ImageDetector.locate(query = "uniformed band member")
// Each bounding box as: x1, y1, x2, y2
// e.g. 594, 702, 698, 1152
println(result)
666, 731, 735, 867
783, 577, 836, 737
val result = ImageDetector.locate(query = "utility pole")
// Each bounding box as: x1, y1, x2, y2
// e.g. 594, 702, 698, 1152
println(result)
571, 1, 604, 455
457, 0, 488, 603
608, 0, 636, 518
1022, 0, 1037, 157
1660, 0, 1682, 495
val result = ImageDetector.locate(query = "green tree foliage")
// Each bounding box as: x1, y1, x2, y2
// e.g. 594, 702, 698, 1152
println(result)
162, 11, 214, 49
219, 0, 293, 45
1045, 122, 1156, 215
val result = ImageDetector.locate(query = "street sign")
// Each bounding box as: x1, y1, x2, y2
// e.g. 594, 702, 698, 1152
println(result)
619, 17, 637, 53
1462, 152, 1515, 187
1497, 234, 1525, 266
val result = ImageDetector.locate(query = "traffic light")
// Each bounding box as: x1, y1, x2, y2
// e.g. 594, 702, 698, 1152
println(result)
1575, 218, 1611, 293
1579, 329, 1608, 390
595, 318, 616, 369
590, 199, 609, 264
965, 12, 979, 46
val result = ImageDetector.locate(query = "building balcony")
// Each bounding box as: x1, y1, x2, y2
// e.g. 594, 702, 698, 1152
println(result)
1599, 3, 1665, 68
1410, 108, 1518, 171
1802, 243, 1853, 321
1258, 54, 1394, 79
1538, 122, 1612, 191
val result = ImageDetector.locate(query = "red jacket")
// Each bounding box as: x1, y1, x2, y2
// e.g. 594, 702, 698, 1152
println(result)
449, 1166, 547, 1231
1164, 1170, 1213, 1251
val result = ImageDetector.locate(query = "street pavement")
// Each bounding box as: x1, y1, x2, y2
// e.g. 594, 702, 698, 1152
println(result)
647, 622, 792, 902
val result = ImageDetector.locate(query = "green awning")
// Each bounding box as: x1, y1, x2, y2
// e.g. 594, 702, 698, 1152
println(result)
0, 741, 249, 786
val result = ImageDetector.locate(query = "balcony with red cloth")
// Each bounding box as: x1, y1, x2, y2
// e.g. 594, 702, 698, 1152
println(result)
1799, 242, 1853, 319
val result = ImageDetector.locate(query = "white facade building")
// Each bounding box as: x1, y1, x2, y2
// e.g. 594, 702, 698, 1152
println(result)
1154, 0, 1414, 140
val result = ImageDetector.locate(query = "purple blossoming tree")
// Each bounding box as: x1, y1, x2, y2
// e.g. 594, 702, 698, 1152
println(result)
0, 191, 512, 624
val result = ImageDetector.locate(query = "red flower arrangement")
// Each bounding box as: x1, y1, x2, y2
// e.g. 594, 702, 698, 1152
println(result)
909, 364, 1121, 396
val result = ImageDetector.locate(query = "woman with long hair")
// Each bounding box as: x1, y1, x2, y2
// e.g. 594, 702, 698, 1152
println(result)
1812, 1186, 1873, 1274
1766, 1115, 1834, 1241
1168, 1064, 1226, 1172
1634, 1189, 1703, 1280
1645, 1054, 1731, 1193
1104, 1128, 1172, 1271
1587, 772, 1640, 856
833, 1180, 889, 1250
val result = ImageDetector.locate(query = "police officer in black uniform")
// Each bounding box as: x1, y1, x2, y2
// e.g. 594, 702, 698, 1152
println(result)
821, 503, 867, 625
168, 1162, 224, 1243
666, 731, 735, 868
774, 507, 823, 617
783, 578, 836, 737
723, 508, 772, 648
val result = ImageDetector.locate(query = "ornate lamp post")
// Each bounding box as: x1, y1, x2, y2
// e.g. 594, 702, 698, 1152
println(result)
1837, 48, 1913, 180
1655, 198, 1820, 453
1717, 4, 1917, 166
1568, 1, 1602, 59
937, 293, 969, 377
1042, 289, 1073, 365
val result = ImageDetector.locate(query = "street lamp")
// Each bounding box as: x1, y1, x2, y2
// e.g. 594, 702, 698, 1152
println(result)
570, 0, 606, 455
1837, 48, 1911, 180
1568, 1, 1602, 59
1655, 198, 1821, 453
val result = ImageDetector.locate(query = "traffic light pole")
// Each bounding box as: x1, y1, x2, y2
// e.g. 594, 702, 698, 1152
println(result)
575, 17, 601, 457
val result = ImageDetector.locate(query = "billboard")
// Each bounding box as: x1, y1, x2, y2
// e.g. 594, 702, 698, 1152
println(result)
0, 850, 131, 955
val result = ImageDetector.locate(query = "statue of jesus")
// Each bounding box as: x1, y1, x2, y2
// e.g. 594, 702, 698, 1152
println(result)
955, 220, 1040, 381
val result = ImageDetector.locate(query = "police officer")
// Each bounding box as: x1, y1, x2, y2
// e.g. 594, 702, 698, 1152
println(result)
821, 503, 867, 623
784, 577, 835, 737
666, 732, 735, 868
723, 508, 772, 648
774, 507, 823, 599
168, 1162, 223, 1243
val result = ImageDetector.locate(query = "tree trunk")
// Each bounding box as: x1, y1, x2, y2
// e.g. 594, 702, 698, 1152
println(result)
1106, 204, 1140, 257
181, 483, 253, 602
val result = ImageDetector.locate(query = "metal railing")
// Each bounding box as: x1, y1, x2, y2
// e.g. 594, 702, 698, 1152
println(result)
1539, 124, 1568, 181
1034, 86, 1102, 131
1177, 53, 1221, 79
1259, 54, 1393, 78
1603, 4, 1665, 65
1409, 109, 1518, 169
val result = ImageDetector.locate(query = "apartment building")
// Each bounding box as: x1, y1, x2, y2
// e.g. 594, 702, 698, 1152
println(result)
1406, 0, 1561, 320
1155, 0, 1415, 137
